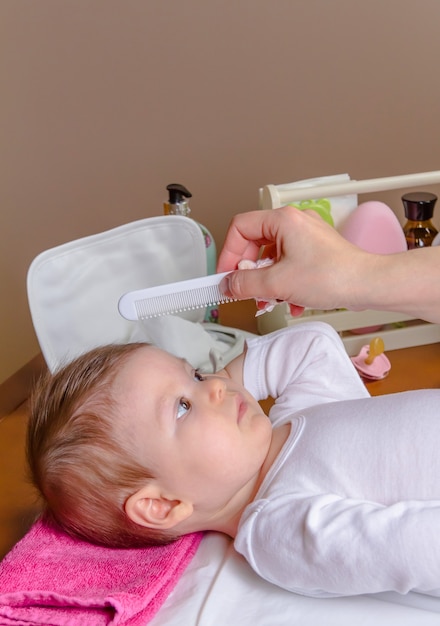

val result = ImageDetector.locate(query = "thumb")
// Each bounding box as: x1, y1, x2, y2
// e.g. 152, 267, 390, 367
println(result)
220, 268, 269, 301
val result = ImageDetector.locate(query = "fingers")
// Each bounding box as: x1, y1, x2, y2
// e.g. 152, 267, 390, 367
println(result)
220, 266, 275, 301
217, 210, 282, 272
288, 303, 306, 317
216, 243, 260, 273
220, 268, 305, 316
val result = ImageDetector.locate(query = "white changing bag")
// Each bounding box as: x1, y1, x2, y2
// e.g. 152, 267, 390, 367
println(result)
27, 215, 247, 373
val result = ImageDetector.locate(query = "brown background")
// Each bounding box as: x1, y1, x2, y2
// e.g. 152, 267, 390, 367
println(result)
2, 0, 440, 382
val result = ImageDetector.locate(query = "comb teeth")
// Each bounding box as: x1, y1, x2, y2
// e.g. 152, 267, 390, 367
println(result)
118, 272, 237, 321
134, 287, 234, 319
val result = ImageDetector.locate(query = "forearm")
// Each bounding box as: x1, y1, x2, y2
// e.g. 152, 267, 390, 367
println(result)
243, 324, 368, 414
218, 207, 440, 323
244, 493, 440, 597
347, 248, 440, 323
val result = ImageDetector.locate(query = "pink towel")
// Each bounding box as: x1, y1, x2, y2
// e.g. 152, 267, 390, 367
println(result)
0, 516, 203, 625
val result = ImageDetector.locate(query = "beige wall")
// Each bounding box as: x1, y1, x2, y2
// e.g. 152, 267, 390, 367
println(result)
2, 0, 440, 382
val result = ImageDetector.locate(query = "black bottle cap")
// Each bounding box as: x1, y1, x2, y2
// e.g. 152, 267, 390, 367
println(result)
166, 183, 192, 205
402, 192, 437, 221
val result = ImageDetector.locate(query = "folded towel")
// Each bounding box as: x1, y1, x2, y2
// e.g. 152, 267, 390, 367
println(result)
0, 516, 203, 625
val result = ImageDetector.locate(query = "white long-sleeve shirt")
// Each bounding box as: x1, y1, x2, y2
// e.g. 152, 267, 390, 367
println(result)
235, 323, 440, 598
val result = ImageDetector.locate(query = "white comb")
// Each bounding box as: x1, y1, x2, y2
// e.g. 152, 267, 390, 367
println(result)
118, 272, 238, 320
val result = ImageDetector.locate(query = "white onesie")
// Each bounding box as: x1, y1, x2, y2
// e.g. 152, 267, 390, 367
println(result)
235, 322, 440, 598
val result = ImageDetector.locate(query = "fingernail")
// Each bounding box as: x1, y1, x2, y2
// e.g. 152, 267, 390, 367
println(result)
220, 274, 232, 298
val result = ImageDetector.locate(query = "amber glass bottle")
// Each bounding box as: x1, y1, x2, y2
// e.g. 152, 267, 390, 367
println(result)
402, 192, 438, 249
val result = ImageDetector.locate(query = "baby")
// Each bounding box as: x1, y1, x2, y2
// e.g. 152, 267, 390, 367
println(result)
27, 322, 440, 598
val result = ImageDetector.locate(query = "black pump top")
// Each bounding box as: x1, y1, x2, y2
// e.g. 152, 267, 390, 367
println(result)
402, 192, 438, 221
166, 183, 192, 205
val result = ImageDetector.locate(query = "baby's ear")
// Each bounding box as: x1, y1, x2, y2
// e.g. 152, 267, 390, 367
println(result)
125, 484, 193, 530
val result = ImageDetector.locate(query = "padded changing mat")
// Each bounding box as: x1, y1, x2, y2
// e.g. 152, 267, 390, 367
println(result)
27, 216, 207, 371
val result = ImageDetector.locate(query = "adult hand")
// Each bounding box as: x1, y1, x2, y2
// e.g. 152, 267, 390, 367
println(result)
217, 206, 366, 315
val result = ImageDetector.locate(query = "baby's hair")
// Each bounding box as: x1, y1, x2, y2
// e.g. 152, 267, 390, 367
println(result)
27, 342, 178, 547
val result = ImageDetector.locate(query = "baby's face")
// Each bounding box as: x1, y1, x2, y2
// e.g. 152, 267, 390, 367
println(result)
112, 345, 271, 517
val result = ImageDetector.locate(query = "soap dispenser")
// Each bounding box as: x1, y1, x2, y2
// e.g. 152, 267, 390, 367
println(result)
402, 192, 438, 249
164, 183, 219, 322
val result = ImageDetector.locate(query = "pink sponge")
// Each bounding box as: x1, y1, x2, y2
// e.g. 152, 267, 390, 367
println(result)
340, 201, 407, 253
340, 201, 406, 335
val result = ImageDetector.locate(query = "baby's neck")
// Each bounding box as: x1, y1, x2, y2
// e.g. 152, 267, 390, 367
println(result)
218, 423, 291, 538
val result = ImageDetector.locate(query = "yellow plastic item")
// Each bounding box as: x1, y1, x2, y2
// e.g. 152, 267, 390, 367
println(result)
364, 337, 385, 365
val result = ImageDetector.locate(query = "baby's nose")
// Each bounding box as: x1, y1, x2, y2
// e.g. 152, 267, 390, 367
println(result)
207, 377, 226, 403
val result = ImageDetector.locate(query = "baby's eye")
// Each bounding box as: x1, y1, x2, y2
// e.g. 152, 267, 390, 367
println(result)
177, 398, 191, 420
194, 369, 205, 382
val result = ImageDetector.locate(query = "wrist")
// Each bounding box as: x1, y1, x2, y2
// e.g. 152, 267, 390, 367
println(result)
343, 252, 386, 312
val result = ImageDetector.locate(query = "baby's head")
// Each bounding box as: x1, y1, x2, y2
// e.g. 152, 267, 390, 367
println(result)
27, 342, 178, 547
28, 341, 271, 547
